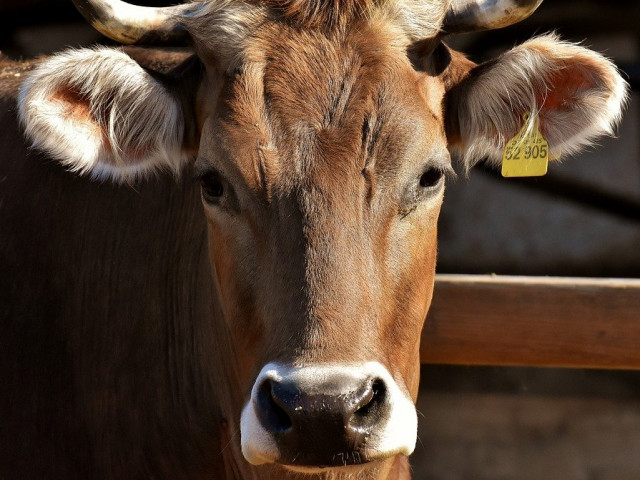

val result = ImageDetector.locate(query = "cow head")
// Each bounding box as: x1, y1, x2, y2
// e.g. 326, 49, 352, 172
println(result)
18, 0, 627, 477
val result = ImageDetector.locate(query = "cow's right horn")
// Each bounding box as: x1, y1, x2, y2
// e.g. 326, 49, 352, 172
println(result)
442, 0, 543, 34
71, 0, 196, 45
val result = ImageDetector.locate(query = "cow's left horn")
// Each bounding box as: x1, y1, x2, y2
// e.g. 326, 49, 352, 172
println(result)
442, 0, 543, 34
71, 0, 195, 44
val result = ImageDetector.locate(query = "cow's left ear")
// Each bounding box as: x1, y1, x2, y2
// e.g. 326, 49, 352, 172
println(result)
444, 34, 629, 170
19, 48, 200, 182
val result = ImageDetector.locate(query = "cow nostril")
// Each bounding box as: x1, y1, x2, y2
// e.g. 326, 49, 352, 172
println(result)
353, 378, 386, 422
256, 380, 292, 433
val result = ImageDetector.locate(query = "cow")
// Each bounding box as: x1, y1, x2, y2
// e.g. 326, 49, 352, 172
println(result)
0, 0, 627, 478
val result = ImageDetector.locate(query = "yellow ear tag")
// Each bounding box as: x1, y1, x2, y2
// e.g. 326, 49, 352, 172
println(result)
501, 112, 549, 177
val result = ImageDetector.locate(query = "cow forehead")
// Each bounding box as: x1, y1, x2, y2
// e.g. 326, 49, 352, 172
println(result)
259, 26, 416, 127
207, 23, 446, 194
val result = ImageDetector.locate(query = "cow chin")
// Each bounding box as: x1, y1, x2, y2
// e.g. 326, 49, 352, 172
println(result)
240, 362, 418, 470
280, 461, 385, 476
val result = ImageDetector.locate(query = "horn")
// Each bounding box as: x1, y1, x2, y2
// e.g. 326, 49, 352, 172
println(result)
71, 0, 194, 44
442, 0, 544, 34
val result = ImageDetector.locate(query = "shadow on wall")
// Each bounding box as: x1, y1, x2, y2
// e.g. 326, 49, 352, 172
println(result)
414, 366, 640, 480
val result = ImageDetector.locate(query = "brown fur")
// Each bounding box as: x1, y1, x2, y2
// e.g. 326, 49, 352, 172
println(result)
254, 0, 382, 29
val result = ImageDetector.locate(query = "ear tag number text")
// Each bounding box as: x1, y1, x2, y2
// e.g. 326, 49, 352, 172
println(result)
501, 112, 549, 177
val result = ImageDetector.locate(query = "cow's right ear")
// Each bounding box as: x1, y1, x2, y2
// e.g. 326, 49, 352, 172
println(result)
19, 48, 199, 182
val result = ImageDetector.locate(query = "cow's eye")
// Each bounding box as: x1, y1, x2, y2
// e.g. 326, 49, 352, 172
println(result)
419, 168, 444, 188
200, 172, 224, 201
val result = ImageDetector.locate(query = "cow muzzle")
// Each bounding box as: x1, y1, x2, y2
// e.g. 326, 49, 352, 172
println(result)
240, 362, 417, 469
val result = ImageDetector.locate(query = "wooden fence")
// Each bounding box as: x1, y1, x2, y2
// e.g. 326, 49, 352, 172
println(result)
421, 275, 640, 370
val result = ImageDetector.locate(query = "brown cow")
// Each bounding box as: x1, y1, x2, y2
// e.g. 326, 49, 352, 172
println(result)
1, 0, 627, 478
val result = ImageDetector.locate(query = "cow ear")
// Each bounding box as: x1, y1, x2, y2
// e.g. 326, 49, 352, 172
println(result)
19, 48, 196, 182
445, 34, 629, 170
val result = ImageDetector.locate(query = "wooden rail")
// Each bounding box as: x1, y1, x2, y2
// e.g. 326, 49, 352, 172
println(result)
421, 275, 640, 370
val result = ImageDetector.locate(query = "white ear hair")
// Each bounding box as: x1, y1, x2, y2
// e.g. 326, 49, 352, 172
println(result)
393, 0, 448, 42
450, 34, 628, 170
19, 48, 188, 182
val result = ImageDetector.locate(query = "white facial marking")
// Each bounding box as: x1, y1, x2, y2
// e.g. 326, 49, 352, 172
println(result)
240, 398, 280, 465
240, 362, 417, 466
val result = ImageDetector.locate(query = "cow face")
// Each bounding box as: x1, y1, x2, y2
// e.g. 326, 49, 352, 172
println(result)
18, 0, 627, 477
194, 22, 449, 469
